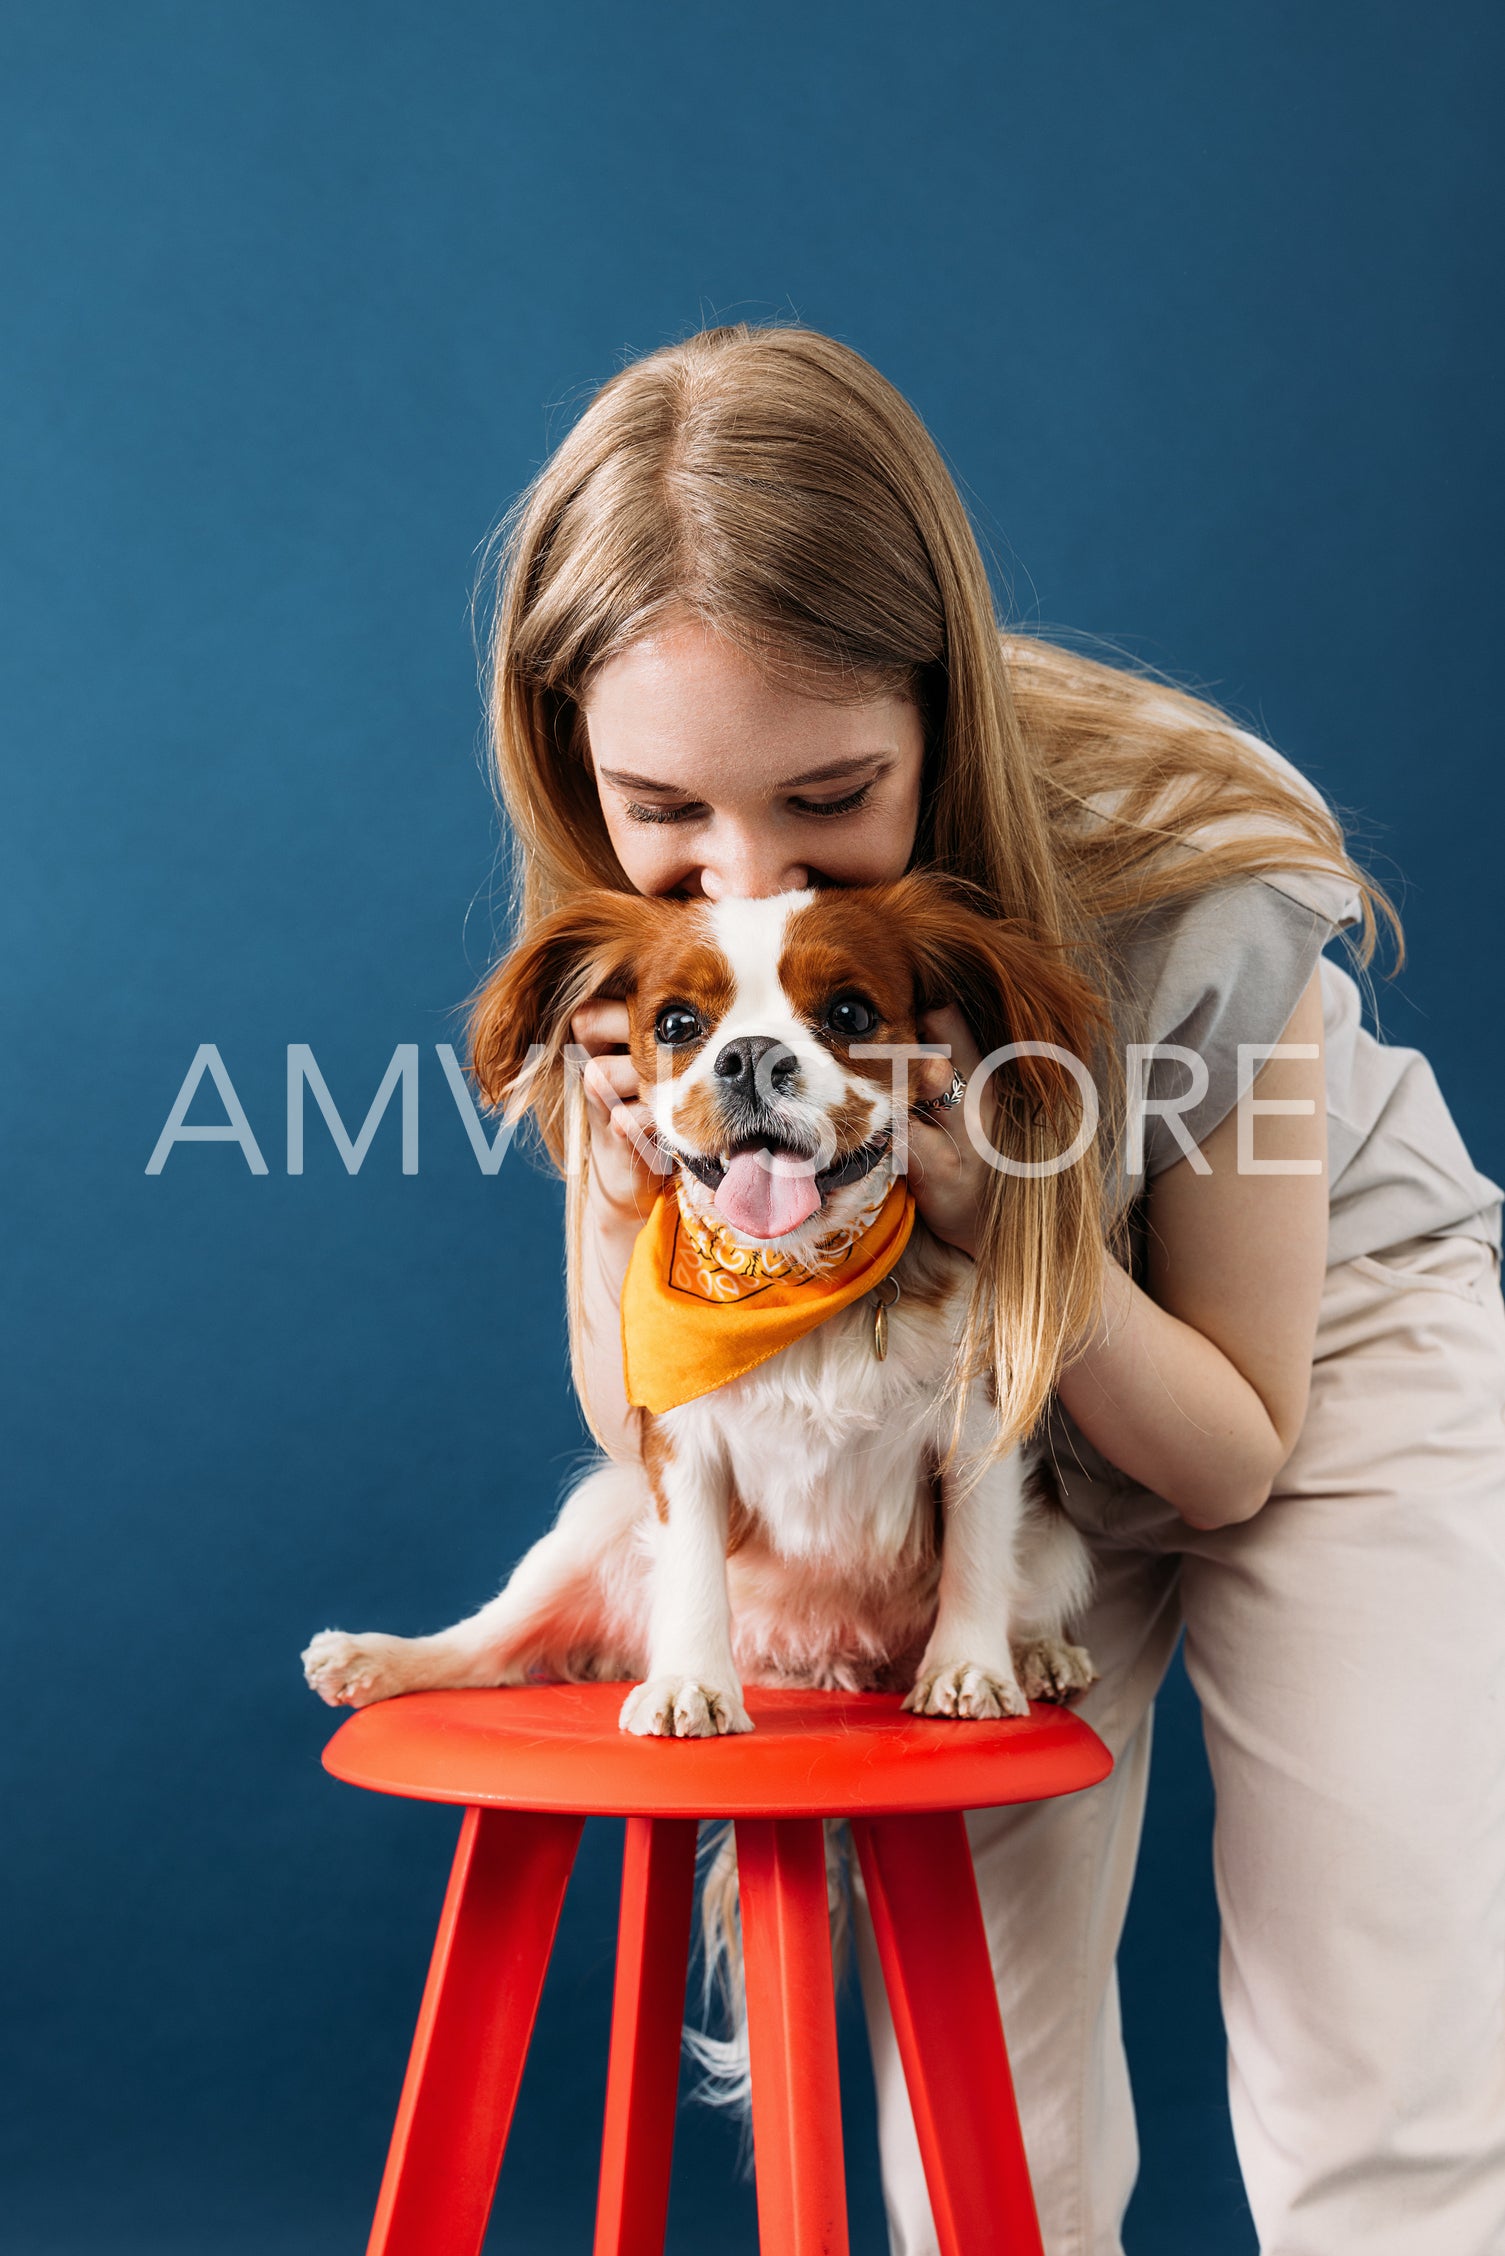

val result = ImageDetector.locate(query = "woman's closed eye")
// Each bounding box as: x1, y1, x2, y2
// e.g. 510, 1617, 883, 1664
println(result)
787, 782, 875, 818
621, 782, 876, 826
621, 799, 708, 826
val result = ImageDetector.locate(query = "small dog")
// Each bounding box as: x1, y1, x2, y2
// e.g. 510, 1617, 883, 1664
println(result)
303, 874, 1099, 1733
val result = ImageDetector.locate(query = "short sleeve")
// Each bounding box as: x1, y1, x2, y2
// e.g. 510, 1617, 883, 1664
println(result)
1111, 877, 1339, 1186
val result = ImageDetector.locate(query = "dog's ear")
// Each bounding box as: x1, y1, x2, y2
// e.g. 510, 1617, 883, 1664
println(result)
893, 876, 1109, 1119
467, 890, 659, 1115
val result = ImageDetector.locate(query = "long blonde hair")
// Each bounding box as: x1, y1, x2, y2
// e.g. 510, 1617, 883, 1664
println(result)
475, 323, 1390, 1447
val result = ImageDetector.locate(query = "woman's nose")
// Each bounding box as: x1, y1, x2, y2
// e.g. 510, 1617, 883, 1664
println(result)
696, 827, 809, 901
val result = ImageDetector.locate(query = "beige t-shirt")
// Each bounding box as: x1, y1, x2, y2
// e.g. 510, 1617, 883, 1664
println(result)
1098, 735, 1502, 1266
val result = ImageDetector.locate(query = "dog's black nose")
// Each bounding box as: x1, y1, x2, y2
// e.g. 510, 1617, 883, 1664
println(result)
712, 1035, 798, 1094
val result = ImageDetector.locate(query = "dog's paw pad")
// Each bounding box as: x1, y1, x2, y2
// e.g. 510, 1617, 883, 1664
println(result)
903, 1662, 1029, 1721
301, 1629, 409, 1709
618, 1677, 754, 1739
1014, 1637, 1098, 1703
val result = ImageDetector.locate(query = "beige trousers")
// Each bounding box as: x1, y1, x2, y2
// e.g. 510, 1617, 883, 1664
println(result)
858, 1235, 1505, 2256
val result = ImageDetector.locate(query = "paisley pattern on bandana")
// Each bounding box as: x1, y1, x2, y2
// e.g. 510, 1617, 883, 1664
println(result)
667, 1179, 893, 1304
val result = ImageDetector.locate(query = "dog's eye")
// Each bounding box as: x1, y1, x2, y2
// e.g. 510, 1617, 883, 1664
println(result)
654, 1005, 704, 1047
824, 994, 879, 1039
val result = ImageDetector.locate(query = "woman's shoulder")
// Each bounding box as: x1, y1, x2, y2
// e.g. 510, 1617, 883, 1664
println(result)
1085, 723, 1362, 1039
1088, 715, 1363, 935
1109, 867, 1331, 1049
1171, 723, 1361, 930
1079, 721, 1357, 1179
1006, 635, 1369, 938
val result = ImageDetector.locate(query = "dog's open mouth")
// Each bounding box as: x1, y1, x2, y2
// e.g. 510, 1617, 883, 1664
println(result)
678, 1131, 892, 1239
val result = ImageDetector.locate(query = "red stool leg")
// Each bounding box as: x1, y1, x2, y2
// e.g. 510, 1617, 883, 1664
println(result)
852, 1810, 1044, 2256
736, 1817, 850, 2256
367, 1804, 584, 2256
593, 1816, 699, 2256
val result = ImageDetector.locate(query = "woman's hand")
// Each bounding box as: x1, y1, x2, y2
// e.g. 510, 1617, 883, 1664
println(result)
569, 999, 663, 1227
569, 998, 664, 1466
905, 1003, 992, 1259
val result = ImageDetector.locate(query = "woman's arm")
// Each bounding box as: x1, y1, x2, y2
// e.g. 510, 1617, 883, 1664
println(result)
913, 973, 1329, 1529
1055, 970, 1328, 1527
569, 1000, 657, 1463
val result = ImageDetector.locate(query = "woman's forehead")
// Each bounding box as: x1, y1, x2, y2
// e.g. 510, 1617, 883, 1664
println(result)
584, 619, 918, 797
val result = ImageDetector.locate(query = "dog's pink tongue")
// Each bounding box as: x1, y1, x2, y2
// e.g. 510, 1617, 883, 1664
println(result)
714, 1150, 822, 1239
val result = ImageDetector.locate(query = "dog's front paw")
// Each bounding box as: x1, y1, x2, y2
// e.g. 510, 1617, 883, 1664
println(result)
1014, 1637, 1098, 1703
903, 1661, 1029, 1721
301, 1628, 414, 1709
618, 1676, 754, 1739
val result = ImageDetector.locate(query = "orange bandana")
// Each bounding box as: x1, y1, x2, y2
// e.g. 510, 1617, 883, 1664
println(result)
621, 1174, 916, 1414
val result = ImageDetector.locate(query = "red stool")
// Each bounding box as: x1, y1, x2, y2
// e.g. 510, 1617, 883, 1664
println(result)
322, 1682, 1111, 2256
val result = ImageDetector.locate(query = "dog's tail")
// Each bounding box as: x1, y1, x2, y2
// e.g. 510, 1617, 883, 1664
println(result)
684, 1819, 853, 2113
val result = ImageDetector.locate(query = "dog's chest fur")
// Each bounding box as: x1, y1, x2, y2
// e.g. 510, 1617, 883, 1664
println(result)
655, 1222, 968, 1575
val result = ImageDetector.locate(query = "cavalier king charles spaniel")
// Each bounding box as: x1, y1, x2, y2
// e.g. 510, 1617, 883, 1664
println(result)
304, 874, 1098, 1735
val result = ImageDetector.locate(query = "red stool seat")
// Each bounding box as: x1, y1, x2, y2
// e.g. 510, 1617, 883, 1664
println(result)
322, 1683, 1112, 2256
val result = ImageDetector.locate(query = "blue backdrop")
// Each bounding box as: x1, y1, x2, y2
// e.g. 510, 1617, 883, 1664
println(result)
4, 6, 1500, 2251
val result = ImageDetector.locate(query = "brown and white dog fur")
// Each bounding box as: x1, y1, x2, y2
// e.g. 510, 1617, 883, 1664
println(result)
303, 875, 1099, 1734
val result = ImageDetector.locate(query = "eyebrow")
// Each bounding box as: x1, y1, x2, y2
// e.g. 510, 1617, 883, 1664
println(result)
596, 754, 894, 795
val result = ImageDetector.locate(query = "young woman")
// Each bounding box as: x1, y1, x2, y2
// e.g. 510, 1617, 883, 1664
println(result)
479, 325, 1505, 2256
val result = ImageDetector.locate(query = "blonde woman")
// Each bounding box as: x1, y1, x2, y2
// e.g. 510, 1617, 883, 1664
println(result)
478, 325, 1505, 2256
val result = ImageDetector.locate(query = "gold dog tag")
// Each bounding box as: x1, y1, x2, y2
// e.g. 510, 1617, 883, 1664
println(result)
872, 1277, 900, 1361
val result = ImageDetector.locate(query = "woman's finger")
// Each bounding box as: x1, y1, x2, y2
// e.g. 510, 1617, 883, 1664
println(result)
571, 998, 633, 1054
607, 1099, 664, 1148
578, 1051, 641, 1114
916, 1001, 984, 1086
905, 1102, 969, 1171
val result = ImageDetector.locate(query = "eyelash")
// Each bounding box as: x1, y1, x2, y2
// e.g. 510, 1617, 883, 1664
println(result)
621, 783, 876, 826
794, 783, 875, 819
